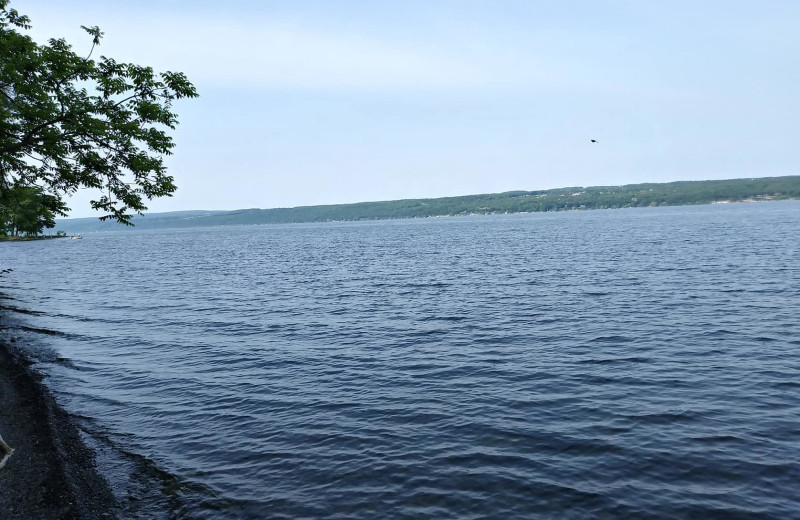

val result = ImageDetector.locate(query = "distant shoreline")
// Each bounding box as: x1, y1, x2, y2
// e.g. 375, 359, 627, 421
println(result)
56, 175, 800, 233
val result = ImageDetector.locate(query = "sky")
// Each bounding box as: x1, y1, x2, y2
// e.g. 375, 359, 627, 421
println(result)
19, 0, 800, 217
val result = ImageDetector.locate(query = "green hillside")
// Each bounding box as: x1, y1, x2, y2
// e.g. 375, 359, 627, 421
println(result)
57, 175, 800, 233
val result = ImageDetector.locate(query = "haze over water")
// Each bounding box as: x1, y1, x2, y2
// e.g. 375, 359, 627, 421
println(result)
2, 202, 799, 519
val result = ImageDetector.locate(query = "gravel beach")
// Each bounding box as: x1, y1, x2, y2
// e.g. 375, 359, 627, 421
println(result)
0, 340, 118, 519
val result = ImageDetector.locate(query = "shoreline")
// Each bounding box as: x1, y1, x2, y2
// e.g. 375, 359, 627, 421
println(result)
0, 236, 72, 242
0, 338, 118, 519
55, 197, 799, 235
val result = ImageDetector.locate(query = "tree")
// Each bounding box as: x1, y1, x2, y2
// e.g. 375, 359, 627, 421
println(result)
0, 1, 197, 224
0, 183, 66, 236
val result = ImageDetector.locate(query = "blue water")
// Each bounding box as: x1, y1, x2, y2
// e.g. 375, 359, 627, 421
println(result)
1, 202, 799, 519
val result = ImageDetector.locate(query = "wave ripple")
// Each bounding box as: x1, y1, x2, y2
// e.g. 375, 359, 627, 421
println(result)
2, 203, 800, 519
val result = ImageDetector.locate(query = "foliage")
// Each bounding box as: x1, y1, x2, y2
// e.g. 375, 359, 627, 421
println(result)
0, 1, 197, 224
0, 183, 66, 235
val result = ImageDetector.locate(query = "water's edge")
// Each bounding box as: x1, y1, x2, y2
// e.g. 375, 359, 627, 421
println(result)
0, 302, 205, 520
0, 319, 118, 519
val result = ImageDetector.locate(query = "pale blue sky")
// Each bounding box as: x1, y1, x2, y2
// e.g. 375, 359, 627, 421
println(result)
21, 0, 800, 216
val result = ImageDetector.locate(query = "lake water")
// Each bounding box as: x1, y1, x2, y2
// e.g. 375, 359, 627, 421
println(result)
1, 202, 799, 519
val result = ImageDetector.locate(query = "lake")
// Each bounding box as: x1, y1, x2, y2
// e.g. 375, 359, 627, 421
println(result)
1, 202, 799, 519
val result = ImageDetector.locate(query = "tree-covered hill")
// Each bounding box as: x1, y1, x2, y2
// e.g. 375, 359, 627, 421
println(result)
57, 175, 800, 233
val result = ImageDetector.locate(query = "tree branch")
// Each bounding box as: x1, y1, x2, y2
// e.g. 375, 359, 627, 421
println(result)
0, 114, 68, 155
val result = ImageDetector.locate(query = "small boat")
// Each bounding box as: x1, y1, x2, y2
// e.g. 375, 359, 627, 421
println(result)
70, 235, 82, 240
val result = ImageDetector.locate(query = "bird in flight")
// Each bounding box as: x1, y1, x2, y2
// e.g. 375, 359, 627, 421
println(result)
590, 139, 598, 143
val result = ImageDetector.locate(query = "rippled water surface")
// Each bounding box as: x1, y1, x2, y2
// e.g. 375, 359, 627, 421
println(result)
1, 203, 799, 519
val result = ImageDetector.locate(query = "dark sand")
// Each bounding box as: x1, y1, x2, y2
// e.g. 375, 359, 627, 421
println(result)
0, 340, 118, 519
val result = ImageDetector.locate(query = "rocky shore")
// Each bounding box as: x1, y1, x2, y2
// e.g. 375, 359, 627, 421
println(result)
0, 340, 118, 519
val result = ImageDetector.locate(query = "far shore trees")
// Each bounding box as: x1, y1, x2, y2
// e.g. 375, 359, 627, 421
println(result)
0, 0, 197, 226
